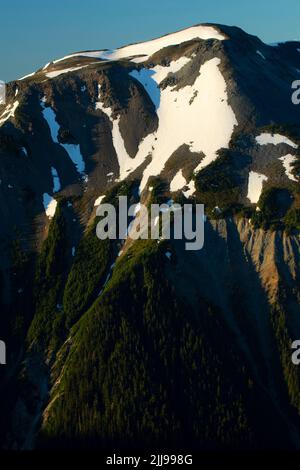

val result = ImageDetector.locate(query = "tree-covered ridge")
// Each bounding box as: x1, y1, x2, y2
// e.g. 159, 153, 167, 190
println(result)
36, 239, 291, 450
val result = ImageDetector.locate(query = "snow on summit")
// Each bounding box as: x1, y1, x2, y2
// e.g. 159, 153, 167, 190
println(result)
54, 25, 226, 64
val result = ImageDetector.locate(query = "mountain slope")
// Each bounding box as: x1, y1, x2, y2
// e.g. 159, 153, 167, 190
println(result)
0, 23, 300, 450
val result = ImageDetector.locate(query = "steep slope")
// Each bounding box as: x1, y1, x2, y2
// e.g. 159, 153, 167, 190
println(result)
0, 23, 300, 450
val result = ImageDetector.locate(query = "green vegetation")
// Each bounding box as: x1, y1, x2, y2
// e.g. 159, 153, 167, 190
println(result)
194, 149, 244, 215
259, 124, 300, 183
270, 303, 300, 413
284, 208, 300, 233
38, 239, 288, 450
251, 187, 293, 230
9, 239, 34, 342
28, 200, 69, 351
147, 176, 168, 205
63, 221, 111, 330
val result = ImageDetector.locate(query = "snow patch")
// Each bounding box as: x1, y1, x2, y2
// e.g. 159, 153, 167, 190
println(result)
247, 171, 268, 203
41, 98, 86, 175
279, 154, 298, 181
170, 169, 187, 192
139, 57, 238, 188
45, 65, 90, 79
129, 56, 191, 108
96, 55, 236, 191
43, 193, 57, 218
54, 25, 225, 65
94, 195, 105, 207
18, 72, 35, 81
51, 167, 61, 192
256, 133, 298, 148
256, 50, 266, 60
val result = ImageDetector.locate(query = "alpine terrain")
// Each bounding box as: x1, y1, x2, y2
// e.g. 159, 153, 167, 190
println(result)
0, 23, 300, 451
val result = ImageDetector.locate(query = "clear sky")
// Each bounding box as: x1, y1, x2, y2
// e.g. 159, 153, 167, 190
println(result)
0, 0, 299, 82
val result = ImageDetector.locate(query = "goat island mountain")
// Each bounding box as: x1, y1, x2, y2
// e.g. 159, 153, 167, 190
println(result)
0, 23, 300, 451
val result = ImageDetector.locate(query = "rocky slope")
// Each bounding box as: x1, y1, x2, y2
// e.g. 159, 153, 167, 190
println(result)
0, 23, 300, 450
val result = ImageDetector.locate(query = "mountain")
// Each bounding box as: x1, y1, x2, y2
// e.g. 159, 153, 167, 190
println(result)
0, 23, 300, 451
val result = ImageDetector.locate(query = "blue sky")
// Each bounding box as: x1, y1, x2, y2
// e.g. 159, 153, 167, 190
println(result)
0, 0, 299, 82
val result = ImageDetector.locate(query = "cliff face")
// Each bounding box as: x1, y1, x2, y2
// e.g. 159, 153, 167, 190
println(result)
0, 23, 300, 450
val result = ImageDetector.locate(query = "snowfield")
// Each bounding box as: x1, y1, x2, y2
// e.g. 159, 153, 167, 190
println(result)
170, 170, 187, 192
45, 65, 90, 79
43, 193, 57, 218
18, 72, 36, 81
256, 133, 298, 149
256, 133, 298, 182
279, 154, 298, 181
51, 167, 61, 192
133, 57, 237, 189
94, 195, 105, 207
54, 25, 226, 64
247, 171, 268, 203
41, 98, 86, 176
97, 56, 237, 190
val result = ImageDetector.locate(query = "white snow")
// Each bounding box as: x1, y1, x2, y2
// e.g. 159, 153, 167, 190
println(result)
256, 133, 298, 149
140, 57, 238, 187
51, 167, 61, 192
45, 65, 90, 79
256, 133, 298, 182
256, 50, 266, 60
53, 51, 105, 64
94, 195, 105, 207
18, 72, 35, 81
63, 143, 86, 175
103, 25, 225, 62
97, 57, 237, 190
43, 62, 51, 70
43, 193, 57, 218
0, 101, 19, 126
41, 98, 86, 175
279, 154, 298, 181
129, 56, 191, 108
247, 171, 268, 203
54, 25, 225, 65
170, 169, 187, 191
